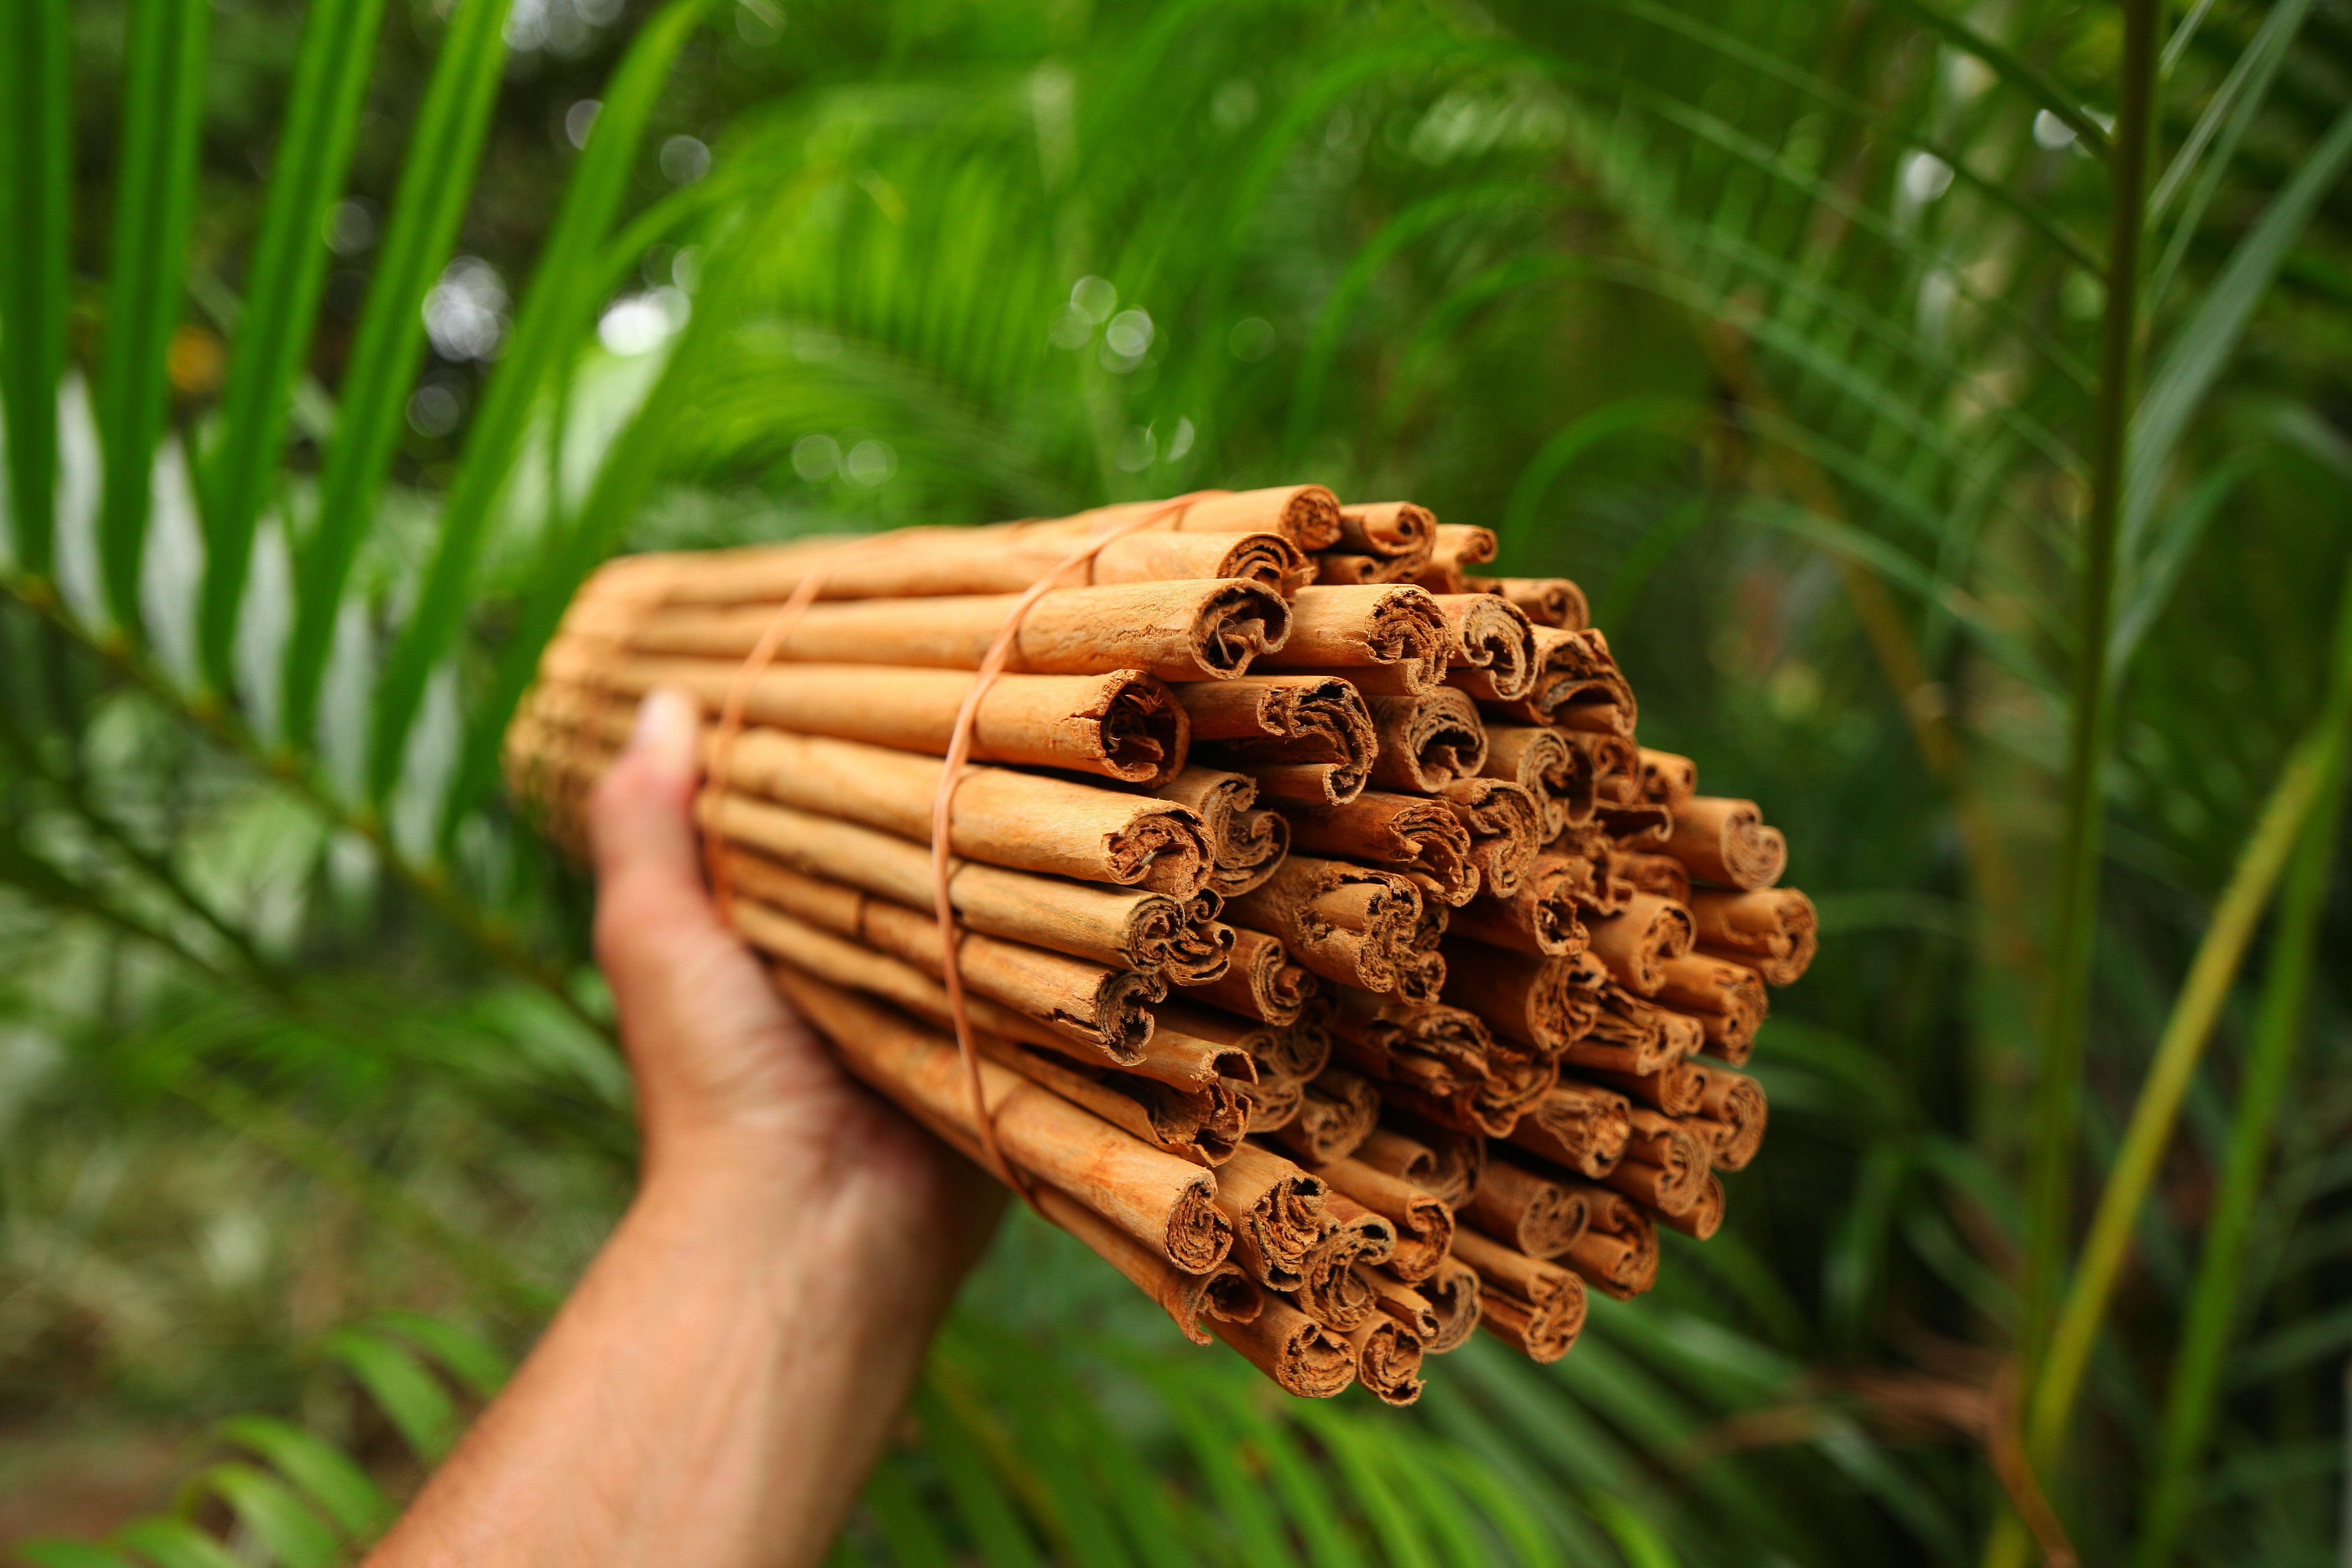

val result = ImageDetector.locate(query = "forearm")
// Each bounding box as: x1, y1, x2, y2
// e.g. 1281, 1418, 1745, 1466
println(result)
368, 1150, 963, 1568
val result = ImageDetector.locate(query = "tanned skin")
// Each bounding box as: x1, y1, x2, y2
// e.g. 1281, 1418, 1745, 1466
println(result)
368, 689, 1002, 1568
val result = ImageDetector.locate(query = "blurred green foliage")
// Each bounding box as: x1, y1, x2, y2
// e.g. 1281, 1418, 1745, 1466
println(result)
3, 0, 2350, 1563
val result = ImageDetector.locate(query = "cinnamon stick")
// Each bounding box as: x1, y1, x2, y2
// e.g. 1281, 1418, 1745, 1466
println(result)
1506, 1082, 1631, 1180
1328, 988, 1493, 1086
1614, 849, 1690, 904
1656, 1174, 1725, 1239
1653, 952, 1767, 1059
1450, 1228, 1586, 1363
1481, 725, 1590, 839
1179, 675, 1376, 805
1045, 486, 1345, 551
1153, 766, 1291, 897
1466, 1152, 1592, 1260
1343, 1313, 1426, 1406
1439, 941, 1601, 1057
1585, 891, 1696, 995
1579, 1056, 1706, 1116
1664, 797, 1787, 889
1227, 856, 1425, 994
1466, 575, 1589, 631
1178, 927, 1318, 1025
570, 578, 1292, 683
1357, 1266, 1440, 1341
1434, 593, 1538, 704
1210, 1142, 1334, 1290
538, 643, 1188, 786
1031, 1185, 1261, 1346
1283, 790, 1478, 906
1413, 1256, 1484, 1351
1358, 1121, 1482, 1209
1479, 626, 1635, 736
1156, 1002, 1330, 1080
1258, 584, 1450, 694
1236, 1072, 1304, 1133
1688, 1062, 1767, 1171
728, 855, 1165, 1057
1410, 523, 1499, 595
775, 972, 1232, 1272
1445, 859, 1588, 957
1563, 1188, 1658, 1299
1311, 1157, 1455, 1283
974, 1034, 1239, 1166
1435, 778, 1542, 900
1293, 1193, 1396, 1330
1636, 748, 1697, 807
1335, 500, 1438, 563
704, 794, 1229, 980
1688, 887, 1817, 985
1264, 1067, 1382, 1164
1606, 1108, 1710, 1216
1211, 1299, 1357, 1397
1364, 688, 1488, 794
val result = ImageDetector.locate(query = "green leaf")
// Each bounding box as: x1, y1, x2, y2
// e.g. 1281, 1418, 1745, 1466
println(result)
95, 0, 210, 638
280, 0, 515, 752
1589, 1494, 1681, 1568
366, 0, 715, 805
319, 1325, 460, 1461
13, 1544, 142, 1568
368, 1307, 512, 1399
0, 0, 70, 581
863, 1451, 956, 1568
1144, 1368, 1296, 1568
110, 1517, 245, 1568
1872, 0, 2109, 155
912, 1378, 1046, 1568
2125, 104, 2352, 552
175, 1465, 340, 1568
214, 1413, 393, 1540
196, 0, 390, 699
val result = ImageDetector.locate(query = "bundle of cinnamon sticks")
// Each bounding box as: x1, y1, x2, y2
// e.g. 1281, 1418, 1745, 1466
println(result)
505, 485, 1815, 1405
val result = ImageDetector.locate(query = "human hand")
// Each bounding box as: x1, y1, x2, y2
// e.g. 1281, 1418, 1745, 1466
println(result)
585, 686, 1001, 1248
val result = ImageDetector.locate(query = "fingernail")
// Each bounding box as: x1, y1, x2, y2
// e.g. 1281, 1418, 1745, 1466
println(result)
627, 686, 701, 774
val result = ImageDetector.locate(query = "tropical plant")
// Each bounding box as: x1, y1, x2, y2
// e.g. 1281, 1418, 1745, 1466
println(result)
3, 0, 2350, 1563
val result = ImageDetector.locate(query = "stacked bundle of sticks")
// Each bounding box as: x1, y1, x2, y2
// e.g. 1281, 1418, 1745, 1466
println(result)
504, 485, 1816, 1405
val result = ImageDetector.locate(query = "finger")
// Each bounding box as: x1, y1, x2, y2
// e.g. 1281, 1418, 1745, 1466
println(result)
586, 688, 737, 1013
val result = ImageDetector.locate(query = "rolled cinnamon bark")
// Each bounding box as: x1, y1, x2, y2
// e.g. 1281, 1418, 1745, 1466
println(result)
1654, 953, 1767, 1059
1564, 1188, 1658, 1299
1157, 1002, 1328, 1080
1265, 1068, 1382, 1164
1377, 1052, 1557, 1140
1507, 1082, 1631, 1180
1376, 1111, 1488, 1207
1637, 748, 1697, 808
1585, 892, 1696, 995
1211, 1142, 1334, 1290
1227, 857, 1424, 994
603, 526, 1313, 603
1479, 627, 1635, 736
1358, 1267, 1440, 1340
704, 795, 1228, 980
1179, 675, 1376, 805
775, 972, 1231, 1271
1413, 1256, 1484, 1351
1211, 1299, 1357, 1398
1284, 791, 1477, 906
1666, 797, 1787, 889
571, 578, 1292, 683
1030, 1185, 1261, 1346
1579, 1056, 1705, 1116
1689, 887, 1817, 986
1395, 896, 1448, 1004
1607, 1108, 1710, 1215
1293, 1194, 1396, 1330
1343, 1314, 1427, 1406
1566, 985, 1697, 1076
1434, 593, 1538, 704
1312, 1157, 1454, 1283
1328, 988, 1492, 1086
1481, 725, 1590, 840
539, 643, 1188, 786
974, 1034, 1238, 1166
693, 725, 1215, 895
1439, 941, 1600, 1057
1153, 766, 1290, 897
1466, 1153, 1592, 1260
1596, 800, 1673, 849
1689, 1063, 1767, 1171
1466, 575, 1589, 631
516, 690, 1219, 896
1615, 849, 1691, 905
1435, 778, 1542, 901
1451, 1228, 1586, 1364
1179, 928, 1318, 1025
1657, 1174, 1725, 1239
1335, 500, 1438, 563
727, 857, 1164, 1058
1364, 689, 1488, 794
1260, 585, 1450, 695
1236, 1072, 1304, 1133
1446, 858, 1588, 957
1411, 524, 1499, 595
1047, 486, 1345, 551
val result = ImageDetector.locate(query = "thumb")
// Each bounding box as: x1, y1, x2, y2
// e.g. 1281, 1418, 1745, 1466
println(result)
587, 688, 723, 994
